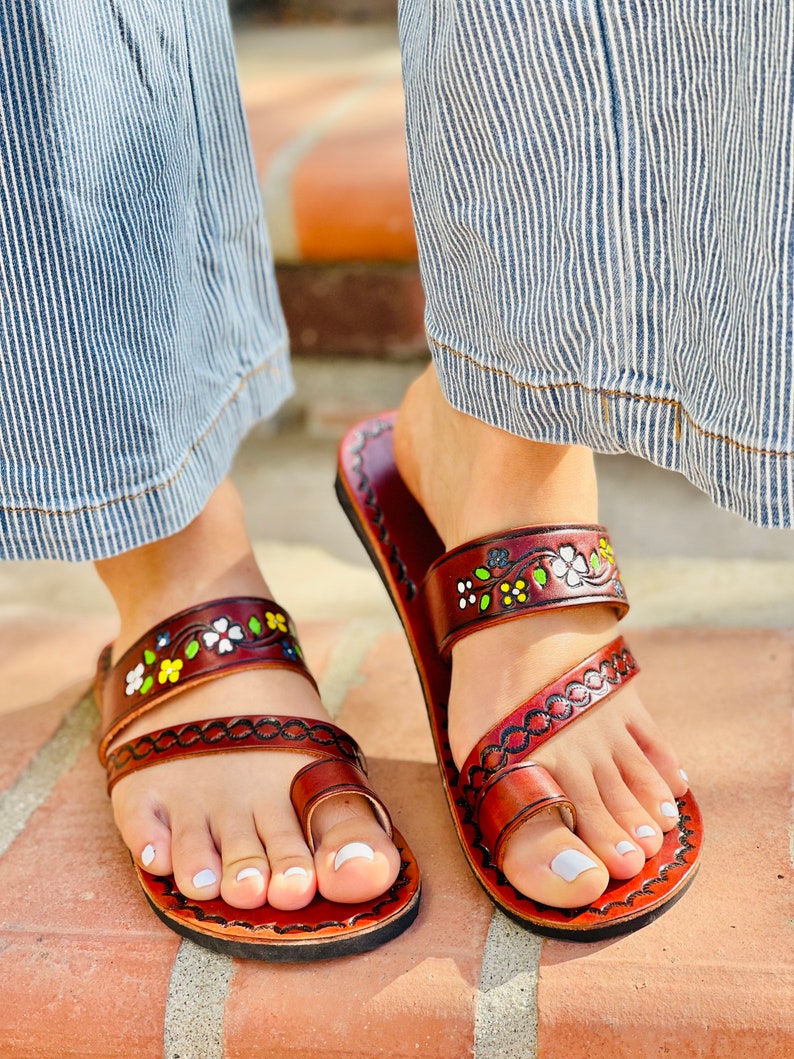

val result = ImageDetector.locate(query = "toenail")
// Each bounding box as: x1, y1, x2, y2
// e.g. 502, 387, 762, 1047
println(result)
550, 849, 599, 882
679, 769, 689, 783
334, 842, 375, 871
635, 824, 656, 839
615, 841, 636, 856
141, 844, 156, 868
235, 867, 262, 883
660, 801, 678, 818
283, 866, 309, 879
192, 869, 217, 889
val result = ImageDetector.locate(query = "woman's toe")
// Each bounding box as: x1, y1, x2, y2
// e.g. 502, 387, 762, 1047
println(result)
312, 798, 401, 904
170, 820, 223, 900
113, 796, 174, 877
501, 811, 609, 908
256, 822, 316, 911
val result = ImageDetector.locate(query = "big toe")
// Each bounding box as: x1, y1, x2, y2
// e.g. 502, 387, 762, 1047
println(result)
501, 812, 609, 909
312, 797, 402, 905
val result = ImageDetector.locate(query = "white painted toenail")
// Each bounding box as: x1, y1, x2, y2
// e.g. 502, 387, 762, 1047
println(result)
550, 850, 599, 882
236, 867, 261, 883
615, 841, 636, 856
661, 801, 678, 818
141, 844, 155, 868
679, 769, 689, 783
636, 825, 656, 839
192, 869, 217, 889
283, 866, 309, 879
334, 842, 375, 871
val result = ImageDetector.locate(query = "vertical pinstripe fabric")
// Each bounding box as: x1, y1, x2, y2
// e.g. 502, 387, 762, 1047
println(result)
0, 0, 291, 561
400, 1, 794, 528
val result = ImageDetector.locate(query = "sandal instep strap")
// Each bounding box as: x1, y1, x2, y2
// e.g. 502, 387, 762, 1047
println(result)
460, 637, 639, 804
104, 714, 366, 793
97, 597, 314, 764
422, 525, 628, 659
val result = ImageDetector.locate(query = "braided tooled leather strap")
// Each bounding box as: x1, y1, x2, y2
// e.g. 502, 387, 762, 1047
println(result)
104, 714, 365, 791
97, 597, 315, 764
422, 525, 628, 660
460, 638, 639, 863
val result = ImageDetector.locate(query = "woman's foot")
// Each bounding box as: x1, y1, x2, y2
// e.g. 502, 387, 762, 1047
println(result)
393, 367, 688, 909
96, 479, 401, 912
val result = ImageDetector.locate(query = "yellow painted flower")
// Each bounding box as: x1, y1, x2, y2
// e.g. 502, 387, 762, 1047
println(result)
599, 537, 614, 564
158, 658, 183, 685
500, 579, 528, 606
265, 610, 288, 633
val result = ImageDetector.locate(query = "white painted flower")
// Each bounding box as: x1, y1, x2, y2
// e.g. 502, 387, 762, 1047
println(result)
457, 578, 476, 610
550, 545, 590, 587
202, 617, 245, 654
125, 662, 145, 696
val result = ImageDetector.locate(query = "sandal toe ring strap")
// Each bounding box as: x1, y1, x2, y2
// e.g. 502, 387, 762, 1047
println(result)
290, 757, 393, 852
475, 762, 576, 872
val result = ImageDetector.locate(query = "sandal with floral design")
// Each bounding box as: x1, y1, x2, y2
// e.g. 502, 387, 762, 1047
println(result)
95, 597, 421, 961
336, 414, 702, 940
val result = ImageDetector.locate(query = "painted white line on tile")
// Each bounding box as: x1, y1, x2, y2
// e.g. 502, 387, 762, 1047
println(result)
164, 940, 234, 1059
317, 616, 393, 719
475, 910, 542, 1059
0, 690, 96, 857
262, 71, 395, 262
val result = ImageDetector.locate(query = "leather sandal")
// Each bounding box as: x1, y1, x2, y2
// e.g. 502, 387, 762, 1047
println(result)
95, 596, 421, 961
336, 413, 702, 940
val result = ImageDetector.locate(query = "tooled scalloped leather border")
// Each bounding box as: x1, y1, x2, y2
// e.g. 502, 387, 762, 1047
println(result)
345, 419, 418, 602
146, 851, 416, 935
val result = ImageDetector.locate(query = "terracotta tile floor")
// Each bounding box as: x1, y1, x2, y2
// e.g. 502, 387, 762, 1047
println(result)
2, 604, 792, 1057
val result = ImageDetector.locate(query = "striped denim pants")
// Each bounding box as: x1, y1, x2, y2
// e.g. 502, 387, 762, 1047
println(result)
0, 1, 291, 560
400, 0, 794, 528
1, 3, 792, 563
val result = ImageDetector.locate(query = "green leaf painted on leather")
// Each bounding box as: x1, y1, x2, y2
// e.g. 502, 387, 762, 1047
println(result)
140, 675, 154, 695
474, 567, 491, 581
533, 568, 547, 587
480, 593, 490, 612
590, 551, 599, 570
185, 639, 200, 660
248, 615, 263, 635
143, 649, 156, 665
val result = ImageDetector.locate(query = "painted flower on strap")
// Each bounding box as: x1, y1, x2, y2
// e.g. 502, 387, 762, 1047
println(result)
202, 617, 245, 655
487, 547, 509, 569
125, 662, 145, 696
599, 537, 614, 565
265, 610, 288, 633
500, 578, 528, 607
457, 578, 477, 610
159, 659, 183, 684
550, 545, 590, 587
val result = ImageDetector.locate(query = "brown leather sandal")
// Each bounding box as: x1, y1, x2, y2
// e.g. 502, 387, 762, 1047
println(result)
95, 597, 420, 961
336, 413, 702, 940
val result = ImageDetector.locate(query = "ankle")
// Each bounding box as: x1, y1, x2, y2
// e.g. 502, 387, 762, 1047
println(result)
394, 367, 599, 547
95, 478, 269, 654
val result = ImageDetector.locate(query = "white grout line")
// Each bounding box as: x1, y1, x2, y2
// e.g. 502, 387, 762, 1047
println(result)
0, 690, 96, 857
316, 615, 395, 719
475, 911, 543, 1059
163, 941, 235, 1059
261, 70, 396, 262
